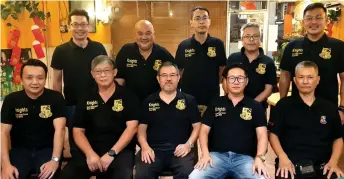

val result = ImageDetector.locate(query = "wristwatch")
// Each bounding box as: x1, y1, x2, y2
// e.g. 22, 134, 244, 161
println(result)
256, 155, 266, 162
51, 156, 60, 163
338, 106, 344, 113
188, 141, 194, 148
108, 149, 117, 157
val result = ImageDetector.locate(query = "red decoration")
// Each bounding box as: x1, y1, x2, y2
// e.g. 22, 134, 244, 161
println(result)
7, 29, 20, 48
327, 23, 333, 37
12, 63, 22, 84
33, 40, 45, 59
31, 25, 45, 43
33, 16, 44, 28
9, 46, 21, 66
240, 2, 256, 10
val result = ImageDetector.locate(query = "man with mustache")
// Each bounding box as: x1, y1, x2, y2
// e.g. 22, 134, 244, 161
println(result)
278, 3, 344, 122
226, 23, 277, 109
135, 61, 201, 179
115, 20, 174, 102
175, 7, 227, 115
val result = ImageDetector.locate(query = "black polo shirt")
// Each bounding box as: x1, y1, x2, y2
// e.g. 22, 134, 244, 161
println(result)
51, 38, 107, 106
280, 34, 344, 105
202, 96, 267, 157
227, 47, 277, 107
116, 43, 175, 102
140, 91, 200, 151
73, 83, 139, 154
1, 89, 66, 149
175, 34, 226, 106
268, 95, 342, 163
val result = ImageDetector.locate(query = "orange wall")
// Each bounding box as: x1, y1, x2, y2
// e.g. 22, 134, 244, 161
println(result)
1, 1, 111, 49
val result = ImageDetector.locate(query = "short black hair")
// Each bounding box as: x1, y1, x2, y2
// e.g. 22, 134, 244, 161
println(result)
20, 59, 48, 78
303, 3, 326, 17
222, 63, 248, 78
191, 6, 210, 19
68, 9, 90, 24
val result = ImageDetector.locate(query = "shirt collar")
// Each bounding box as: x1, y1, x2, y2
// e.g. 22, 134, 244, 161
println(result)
304, 33, 328, 45
69, 37, 92, 49
191, 33, 212, 45
240, 47, 265, 60
225, 95, 250, 107
151, 90, 184, 103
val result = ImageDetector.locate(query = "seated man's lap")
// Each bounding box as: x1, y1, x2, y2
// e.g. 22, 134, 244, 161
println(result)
189, 152, 229, 179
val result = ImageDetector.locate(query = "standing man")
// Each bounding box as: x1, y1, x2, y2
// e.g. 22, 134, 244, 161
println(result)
278, 3, 344, 121
189, 64, 269, 179
135, 61, 201, 179
59, 55, 139, 179
51, 9, 108, 154
175, 7, 226, 113
226, 23, 277, 108
269, 61, 343, 179
115, 20, 175, 102
1, 59, 66, 179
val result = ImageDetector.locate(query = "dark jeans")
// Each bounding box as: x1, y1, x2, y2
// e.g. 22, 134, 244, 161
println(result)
9, 148, 58, 179
135, 150, 194, 179
59, 149, 134, 179
66, 105, 77, 156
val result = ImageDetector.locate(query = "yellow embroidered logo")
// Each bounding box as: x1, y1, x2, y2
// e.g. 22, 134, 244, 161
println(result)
153, 60, 162, 71
319, 48, 331, 59
126, 59, 137, 68
185, 49, 195, 57
112, 99, 124, 112
149, 103, 160, 111
215, 107, 226, 117
291, 48, 303, 57
86, 100, 98, 110
240, 107, 252, 120
176, 99, 186, 110
15, 107, 28, 118
256, 63, 266, 75
39, 105, 53, 119
207, 47, 216, 57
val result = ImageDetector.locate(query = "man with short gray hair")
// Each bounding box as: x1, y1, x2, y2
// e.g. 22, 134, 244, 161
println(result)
59, 55, 139, 179
225, 23, 277, 109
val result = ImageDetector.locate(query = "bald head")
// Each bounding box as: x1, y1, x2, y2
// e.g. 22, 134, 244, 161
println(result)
135, 20, 155, 51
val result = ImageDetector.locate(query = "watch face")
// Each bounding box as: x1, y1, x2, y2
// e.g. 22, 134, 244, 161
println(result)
108, 150, 116, 156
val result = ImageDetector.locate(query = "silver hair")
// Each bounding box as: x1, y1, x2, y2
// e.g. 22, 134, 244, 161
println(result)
157, 61, 179, 75
241, 23, 261, 38
91, 55, 115, 70
295, 61, 319, 75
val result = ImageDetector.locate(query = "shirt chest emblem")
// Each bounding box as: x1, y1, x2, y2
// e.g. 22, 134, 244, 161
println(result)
176, 99, 186, 110
240, 107, 252, 120
149, 102, 160, 112
39, 105, 53, 119
126, 58, 137, 68
292, 48, 303, 57
15, 107, 28, 118
112, 99, 124, 112
86, 100, 98, 110
320, 115, 327, 125
207, 47, 216, 57
319, 48, 331, 59
185, 48, 195, 58
153, 60, 162, 71
256, 63, 266, 75
215, 107, 226, 117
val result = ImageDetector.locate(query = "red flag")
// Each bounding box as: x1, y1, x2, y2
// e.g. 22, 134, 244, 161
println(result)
9, 46, 21, 66
33, 40, 45, 59
31, 25, 45, 43
33, 16, 44, 28
7, 29, 20, 48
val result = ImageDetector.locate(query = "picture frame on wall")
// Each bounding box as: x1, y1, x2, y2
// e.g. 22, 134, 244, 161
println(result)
69, 1, 96, 33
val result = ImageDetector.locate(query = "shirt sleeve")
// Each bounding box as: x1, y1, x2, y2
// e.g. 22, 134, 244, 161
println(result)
279, 42, 293, 72
139, 99, 150, 125
72, 99, 87, 129
253, 103, 267, 128
100, 44, 108, 56
265, 61, 277, 85
226, 54, 235, 66
331, 108, 343, 140
187, 96, 201, 124
217, 40, 227, 66
201, 99, 216, 127
267, 100, 285, 136
1, 95, 14, 124
163, 49, 175, 63
175, 43, 185, 69
124, 91, 140, 122
115, 47, 127, 79
52, 92, 67, 119
51, 46, 63, 70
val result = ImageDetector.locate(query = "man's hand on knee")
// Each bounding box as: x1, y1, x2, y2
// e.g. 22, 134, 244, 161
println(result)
141, 146, 155, 164
1, 163, 19, 179
39, 160, 59, 179
194, 154, 213, 170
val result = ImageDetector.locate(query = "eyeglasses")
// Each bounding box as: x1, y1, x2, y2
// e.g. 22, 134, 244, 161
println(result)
193, 16, 209, 21
70, 23, 89, 28
93, 69, 112, 75
227, 76, 247, 84
304, 15, 324, 22
159, 73, 179, 79
243, 34, 260, 40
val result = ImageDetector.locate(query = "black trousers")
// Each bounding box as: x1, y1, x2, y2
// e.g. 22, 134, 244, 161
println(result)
9, 147, 58, 179
275, 162, 337, 179
135, 150, 194, 179
59, 149, 134, 179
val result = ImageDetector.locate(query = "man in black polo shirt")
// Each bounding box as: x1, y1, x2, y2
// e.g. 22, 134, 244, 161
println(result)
226, 23, 277, 108
115, 20, 174, 102
189, 64, 269, 179
278, 3, 344, 122
175, 7, 226, 113
51, 9, 108, 152
269, 61, 343, 179
135, 61, 201, 179
59, 55, 139, 179
1, 59, 66, 179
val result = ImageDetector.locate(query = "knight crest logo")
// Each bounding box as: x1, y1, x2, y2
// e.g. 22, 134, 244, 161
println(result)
240, 107, 252, 120
112, 99, 124, 112
39, 105, 52, 118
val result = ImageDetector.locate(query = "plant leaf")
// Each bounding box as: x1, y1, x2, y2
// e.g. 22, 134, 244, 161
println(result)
29, 11, 36, 18
6, 22, 12, 27
11, 13, 18, 20
1, 10, 11, 20
46, 12, 51, 18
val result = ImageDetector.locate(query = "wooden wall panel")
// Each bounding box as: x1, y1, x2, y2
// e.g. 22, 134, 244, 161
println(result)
111, 1, 227, 57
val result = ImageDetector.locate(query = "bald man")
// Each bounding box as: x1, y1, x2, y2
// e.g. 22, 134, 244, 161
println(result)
115, 20, 175, 102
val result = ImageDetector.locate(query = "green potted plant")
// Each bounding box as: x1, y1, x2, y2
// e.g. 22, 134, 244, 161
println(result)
328, 8, 341, 25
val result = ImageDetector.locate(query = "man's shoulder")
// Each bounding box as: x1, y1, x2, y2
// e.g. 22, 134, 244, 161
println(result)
178, 38, 193, 47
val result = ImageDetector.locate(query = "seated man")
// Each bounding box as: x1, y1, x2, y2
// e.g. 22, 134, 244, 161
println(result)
189, 64, 269, 179
1, 59, 66, 179
135, 61, 201, 179
59, 55, 139, 179
269, 61, 344, 179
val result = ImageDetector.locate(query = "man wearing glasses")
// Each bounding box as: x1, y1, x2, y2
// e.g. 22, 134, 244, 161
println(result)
189, 64, 269, 179
175, 7, 226, 115
59, 55, 139, 179
136, 61, 201, 179
51, 9, 108, 156
279, 3, 344, 122
226, 23, 277, 109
